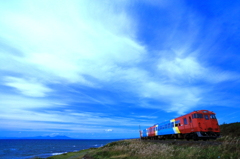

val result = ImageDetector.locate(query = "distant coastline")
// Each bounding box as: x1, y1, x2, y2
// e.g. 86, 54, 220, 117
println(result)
0, 138, 120, 159
0, 135, 134, 140
0, 135, 73, 139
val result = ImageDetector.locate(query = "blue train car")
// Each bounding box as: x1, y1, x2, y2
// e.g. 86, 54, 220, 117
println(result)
142, 129, 148, 137
155, 119, 180, 137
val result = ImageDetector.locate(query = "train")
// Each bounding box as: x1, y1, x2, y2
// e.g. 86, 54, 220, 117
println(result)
140, 110, 220, 140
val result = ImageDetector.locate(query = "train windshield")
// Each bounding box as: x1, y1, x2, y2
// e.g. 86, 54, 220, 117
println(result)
204, 115, 209, 120
192, 113, 203, 118
210, 114, 217, 119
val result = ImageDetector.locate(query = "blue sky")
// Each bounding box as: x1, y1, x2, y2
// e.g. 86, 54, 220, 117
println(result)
0, 0, 240, 139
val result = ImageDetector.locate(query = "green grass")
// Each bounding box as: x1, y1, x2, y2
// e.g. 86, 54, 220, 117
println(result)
42, 148, 96, 159
46, 137, 240, 159
220, 122, 240, 137
46, 122, 240, 159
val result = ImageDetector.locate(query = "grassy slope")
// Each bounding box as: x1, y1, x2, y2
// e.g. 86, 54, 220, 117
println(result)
220, 122, 240, 137
45, 123, 240, 159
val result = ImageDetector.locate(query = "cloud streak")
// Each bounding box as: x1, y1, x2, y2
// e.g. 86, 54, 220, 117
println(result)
4, 77, 52, 97
0, 0, 240, 138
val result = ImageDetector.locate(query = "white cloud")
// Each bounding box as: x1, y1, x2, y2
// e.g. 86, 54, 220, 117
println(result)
0, 106, 151, 132
4, 77, 52, 97
138, 81, 202, 114
0, 0, 239, 132
157, 54, 237, 84
0, 0, 145, 86
49, 133, 60, 137
158, 56, 205, 80
105, 129, 113, 132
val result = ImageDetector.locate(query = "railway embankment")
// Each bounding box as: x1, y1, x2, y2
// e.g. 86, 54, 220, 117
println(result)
46, 122, 240, 159
220, 122, 240, 137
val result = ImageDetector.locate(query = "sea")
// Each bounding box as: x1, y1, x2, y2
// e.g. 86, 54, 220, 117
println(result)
0, 139, 120, 159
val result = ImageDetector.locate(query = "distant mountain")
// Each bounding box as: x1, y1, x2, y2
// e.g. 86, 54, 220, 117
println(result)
0, 135, 73, 139
31, 135, 73, 139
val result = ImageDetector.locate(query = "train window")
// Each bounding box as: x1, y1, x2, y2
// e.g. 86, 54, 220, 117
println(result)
210, 114, 216, 119
205, 115, 209, 120
171, 122, 174, 127
184, 118, 188, 125
196, 114, 203, 118
192, 114, 203, 118
175, 120, 180, 127
189, 117, 192, 123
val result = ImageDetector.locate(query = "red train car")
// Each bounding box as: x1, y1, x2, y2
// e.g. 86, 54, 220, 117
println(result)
175, 110, 220, 140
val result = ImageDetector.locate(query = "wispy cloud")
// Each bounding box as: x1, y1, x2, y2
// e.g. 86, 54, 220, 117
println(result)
105, 129, 113, 132
4, 77, 52, 97
0, 0, 240, 138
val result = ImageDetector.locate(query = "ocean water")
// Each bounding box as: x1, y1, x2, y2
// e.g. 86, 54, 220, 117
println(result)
0, 139, 120, 159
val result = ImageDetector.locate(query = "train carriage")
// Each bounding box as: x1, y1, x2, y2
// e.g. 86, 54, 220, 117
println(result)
140, 110, 220, 140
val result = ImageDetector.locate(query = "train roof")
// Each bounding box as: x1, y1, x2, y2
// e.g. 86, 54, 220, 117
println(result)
143, 110, 216, 129
175, 110, 215, 119
152, 110, 215, 126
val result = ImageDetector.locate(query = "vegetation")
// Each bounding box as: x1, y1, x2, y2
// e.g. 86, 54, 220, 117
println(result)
43, 148, 97, 159
44, 122, 240, 159
45, 138, 240, 159
220, 122, 240, 137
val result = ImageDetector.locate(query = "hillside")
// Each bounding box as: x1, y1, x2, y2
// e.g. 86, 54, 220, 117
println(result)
220, 122, 240, 137
46, 122, 240, 159
46, 138, 239, 159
